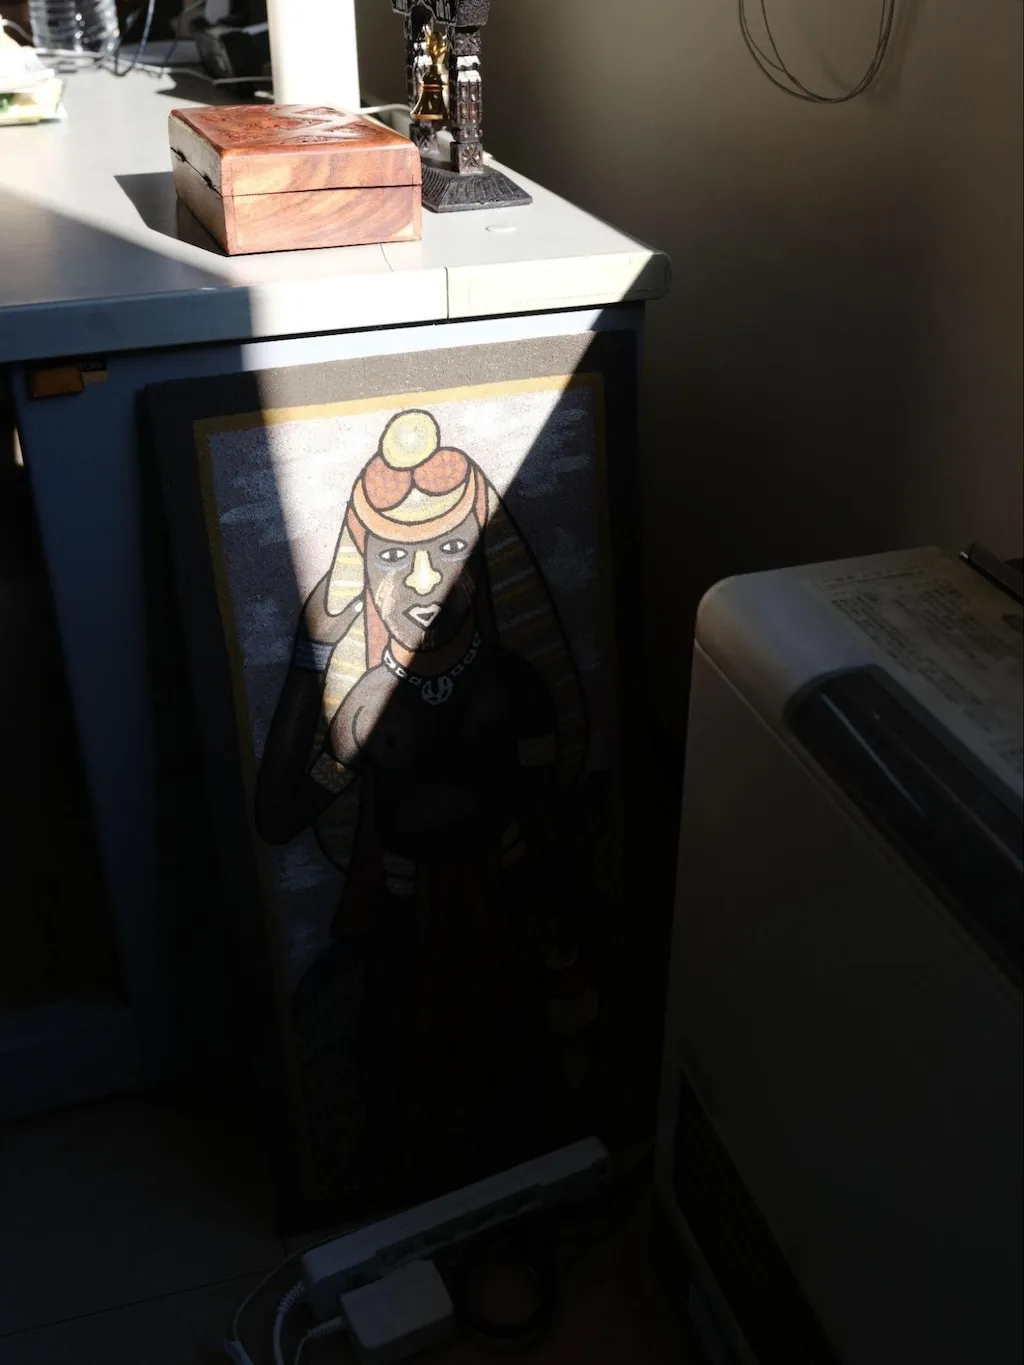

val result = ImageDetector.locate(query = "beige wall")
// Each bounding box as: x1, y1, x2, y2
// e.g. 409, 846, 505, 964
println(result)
356, 1, 1023, 732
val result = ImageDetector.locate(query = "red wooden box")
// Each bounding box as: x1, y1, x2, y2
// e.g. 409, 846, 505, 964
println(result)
169, 104, 422, 255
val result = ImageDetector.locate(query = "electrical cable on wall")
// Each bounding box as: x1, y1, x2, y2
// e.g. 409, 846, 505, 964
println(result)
739, 0, 897, 103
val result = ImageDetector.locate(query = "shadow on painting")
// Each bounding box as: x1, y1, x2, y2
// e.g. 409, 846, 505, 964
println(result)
146, 327, 661, 1226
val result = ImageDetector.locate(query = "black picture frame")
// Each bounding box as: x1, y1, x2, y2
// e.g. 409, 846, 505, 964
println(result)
143, 327, 658, 1232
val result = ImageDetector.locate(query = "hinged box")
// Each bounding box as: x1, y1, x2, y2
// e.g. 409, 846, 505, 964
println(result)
169, 104, 422, 255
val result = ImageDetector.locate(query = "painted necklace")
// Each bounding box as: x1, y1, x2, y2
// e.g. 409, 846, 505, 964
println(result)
382, 631, 482, 706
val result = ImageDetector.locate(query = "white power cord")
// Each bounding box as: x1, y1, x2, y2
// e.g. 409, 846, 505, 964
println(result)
356, 103, 410, 116
1, 15, 34, 42
272, 1281, 306, 1365
226, 1261, 291, 1361
293, 1313, 349, 1365
223, 1226, 357, 1365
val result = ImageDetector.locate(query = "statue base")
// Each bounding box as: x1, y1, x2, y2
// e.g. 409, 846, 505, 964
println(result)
420, 163, 532, 213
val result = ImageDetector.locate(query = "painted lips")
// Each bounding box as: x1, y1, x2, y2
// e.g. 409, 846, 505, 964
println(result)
405, 603, 441, 628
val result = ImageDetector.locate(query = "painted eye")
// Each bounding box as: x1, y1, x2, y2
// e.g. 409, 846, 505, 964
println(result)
440, 538, 469, 555
378, 547, 408, 563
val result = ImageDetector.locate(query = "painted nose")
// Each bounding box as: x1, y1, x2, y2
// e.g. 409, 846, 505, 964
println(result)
405, 549, 442, 595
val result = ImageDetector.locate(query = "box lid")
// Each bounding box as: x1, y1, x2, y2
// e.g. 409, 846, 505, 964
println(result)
169, 105, 421, 197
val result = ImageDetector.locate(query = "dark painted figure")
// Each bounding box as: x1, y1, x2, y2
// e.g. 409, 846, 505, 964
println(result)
256, 411, 599, 1199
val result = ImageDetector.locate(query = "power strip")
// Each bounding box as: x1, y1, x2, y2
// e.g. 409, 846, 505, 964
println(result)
300, 1137, 610, 1321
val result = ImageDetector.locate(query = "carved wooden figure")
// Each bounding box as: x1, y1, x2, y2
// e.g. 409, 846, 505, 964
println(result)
391, 0, 531, 212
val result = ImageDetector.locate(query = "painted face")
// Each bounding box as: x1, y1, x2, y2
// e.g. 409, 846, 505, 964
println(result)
365, 512, 481, 653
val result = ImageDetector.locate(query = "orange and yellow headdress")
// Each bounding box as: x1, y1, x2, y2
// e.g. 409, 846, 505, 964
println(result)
312, 409, 588, 871
343, 410, 488, 549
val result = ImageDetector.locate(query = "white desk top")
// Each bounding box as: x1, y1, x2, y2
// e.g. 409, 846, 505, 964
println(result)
0, 69, 669, 364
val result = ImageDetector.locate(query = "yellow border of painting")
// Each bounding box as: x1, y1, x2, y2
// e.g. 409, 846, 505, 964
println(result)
194, 374, 599, 441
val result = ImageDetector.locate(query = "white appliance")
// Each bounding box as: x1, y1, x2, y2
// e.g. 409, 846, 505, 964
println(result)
653, 546, 1023, 1365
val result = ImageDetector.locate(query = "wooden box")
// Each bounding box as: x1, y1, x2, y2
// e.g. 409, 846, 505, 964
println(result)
169, 105, 421, 255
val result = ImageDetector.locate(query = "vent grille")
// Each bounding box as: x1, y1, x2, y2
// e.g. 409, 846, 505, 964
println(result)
673, 1075, 841, 1365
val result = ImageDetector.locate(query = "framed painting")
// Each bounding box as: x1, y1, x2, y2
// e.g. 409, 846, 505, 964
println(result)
145, 328, 649, 1227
